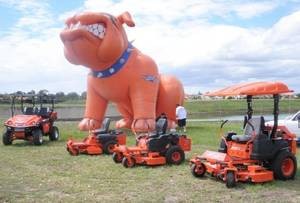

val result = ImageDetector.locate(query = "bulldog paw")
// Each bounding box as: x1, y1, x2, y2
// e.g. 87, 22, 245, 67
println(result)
115, 118, 132, 129
132, 118, 156, 133
78, 118, 102, 131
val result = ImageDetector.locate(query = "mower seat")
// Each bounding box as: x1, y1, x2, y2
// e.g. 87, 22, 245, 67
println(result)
231, 117, 265, 143
94, 118, 111, 134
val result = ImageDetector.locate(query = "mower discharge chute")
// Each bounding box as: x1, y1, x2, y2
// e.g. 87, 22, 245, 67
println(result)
66, 118, 126, 155
112, 117, 191, 168
190, 81, 297, 188
3, 93, 59, 146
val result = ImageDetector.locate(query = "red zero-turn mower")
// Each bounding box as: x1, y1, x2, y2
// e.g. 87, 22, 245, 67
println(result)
66, 118, 126, 155
190, 81, 297, 188
3, 94, 59, 146
112, 117, 191, 168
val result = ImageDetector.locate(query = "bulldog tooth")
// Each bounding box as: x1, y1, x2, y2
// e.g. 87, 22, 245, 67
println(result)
74, 22, 81, 29
92, 24, 98, 29
93, 29, 99, 36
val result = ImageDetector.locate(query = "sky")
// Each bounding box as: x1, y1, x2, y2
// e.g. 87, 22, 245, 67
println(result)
0, 0, 300, 94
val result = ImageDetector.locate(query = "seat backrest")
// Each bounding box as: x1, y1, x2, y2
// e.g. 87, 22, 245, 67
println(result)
24, 107, 34, 115
100, 118, 111, 133
244, 116, 265, 136
39, 107, 50, 117
156, 117, 167, 135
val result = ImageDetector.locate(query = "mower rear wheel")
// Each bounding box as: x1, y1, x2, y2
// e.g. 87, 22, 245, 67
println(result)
272, 151, 297, 180
191, 163, 206, 177
103, 140, 117, 154
122, 157, 135, 168
2, 130, 13, 145
112, 152, 123, 163
33, 129, 43, 145
226, 171, 236, 188
166, 146, 185, 165
49, 126, 59, 141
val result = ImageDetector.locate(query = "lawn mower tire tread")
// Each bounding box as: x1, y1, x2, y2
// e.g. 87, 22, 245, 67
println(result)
272, 150, 297, 180
165, 145, 185, 165
226, 171, 236, 188
122, 157, 135, 168
103, 140, 117, 154
112, 152, 123, 163
191, 163, 206, 178
33, 129, 43, 145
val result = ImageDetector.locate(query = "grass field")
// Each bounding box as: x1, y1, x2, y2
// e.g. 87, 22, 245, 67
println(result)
0, 121, 299, 202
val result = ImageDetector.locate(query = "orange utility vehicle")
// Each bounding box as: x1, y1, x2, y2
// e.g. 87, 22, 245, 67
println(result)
190, 81, 297, 188
66, 118, 126, 155
3, 94, 59, 146
112, 117, 191, 168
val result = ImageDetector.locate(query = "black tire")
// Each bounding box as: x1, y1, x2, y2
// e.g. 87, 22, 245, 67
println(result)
226, 171, 236, 188
103, 140, 117, 154
49, 126, 59, 141
112, 152, 123, 163
165, 145, 185, 165
122, 157, 135, 168
272, 150, 297, 180
2, 130, 13, 145
33, 129, 43, 146
191, 163, 206, 177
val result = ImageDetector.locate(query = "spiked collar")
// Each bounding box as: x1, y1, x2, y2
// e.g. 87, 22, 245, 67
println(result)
90, 43, 133, 78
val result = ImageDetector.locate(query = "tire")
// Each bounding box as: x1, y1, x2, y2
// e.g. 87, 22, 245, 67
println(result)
112, 152, 123, 163
226, 171, 236, 188
165, 145, 185, 165
2, 130, 13, 145
103, 140, 117, 154
49, 126, 59, 141
122, 157, 135, 168
191, 163, 206, 177
33, 129, 43, 146
272, 150, 297, 180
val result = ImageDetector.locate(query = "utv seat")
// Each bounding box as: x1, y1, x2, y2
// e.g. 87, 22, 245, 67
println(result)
39, 107, 51, 118
231, 116, 265, 143
94, 118, 111, 134
24, 107, 34, 115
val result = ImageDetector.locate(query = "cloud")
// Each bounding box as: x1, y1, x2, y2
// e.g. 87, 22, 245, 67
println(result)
0, 0, 299, 95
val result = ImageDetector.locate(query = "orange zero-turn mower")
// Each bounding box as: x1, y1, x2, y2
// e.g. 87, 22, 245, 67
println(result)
66, 118, 126, 155
190, 81, 297, 188
3, 93, 59, 146
112, 117, 191, 168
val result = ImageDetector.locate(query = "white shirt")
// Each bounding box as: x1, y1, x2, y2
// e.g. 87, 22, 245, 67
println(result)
176, 106, 187, 120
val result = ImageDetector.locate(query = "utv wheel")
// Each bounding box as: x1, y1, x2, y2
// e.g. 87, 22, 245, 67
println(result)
272, 151, 297, 180
122, 157, 135, 168
33, 129, 43, 145
226, 171, 236, 188
103, 140, 117, 154
49, 126, 59, 141
112, 152, 123, 163
165, 146, 185, 165
2, 130, 13, 145
191, 163, 206, 177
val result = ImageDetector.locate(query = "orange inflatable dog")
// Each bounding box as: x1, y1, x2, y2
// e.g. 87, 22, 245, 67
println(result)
60, 11, 184, 132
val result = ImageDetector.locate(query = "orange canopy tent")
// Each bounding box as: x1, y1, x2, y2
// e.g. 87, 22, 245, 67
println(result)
206, 81, 293, 97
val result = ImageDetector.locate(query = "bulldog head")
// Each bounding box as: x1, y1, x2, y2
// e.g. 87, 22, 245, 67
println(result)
60, 12, 135, 70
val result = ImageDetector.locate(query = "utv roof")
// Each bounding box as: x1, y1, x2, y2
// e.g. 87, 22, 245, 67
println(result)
206, 81, 293, 96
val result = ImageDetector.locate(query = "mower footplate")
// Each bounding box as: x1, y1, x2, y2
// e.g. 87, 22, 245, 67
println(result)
134, 153, 166, 166
237, 165, 273, 183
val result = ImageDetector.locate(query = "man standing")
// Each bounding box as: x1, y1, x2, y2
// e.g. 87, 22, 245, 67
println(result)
176, 104, 187, 132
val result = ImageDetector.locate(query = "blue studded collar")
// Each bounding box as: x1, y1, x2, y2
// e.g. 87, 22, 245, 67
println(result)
90, 43, 133, 78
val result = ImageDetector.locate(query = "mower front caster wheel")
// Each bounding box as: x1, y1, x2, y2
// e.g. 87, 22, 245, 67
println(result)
191, 163, 206, 177
49, 126, 59, 141
225, 171, 236, 188
122, 157, 135, 168
112, 152, 124, 163
103, 140, 117, 154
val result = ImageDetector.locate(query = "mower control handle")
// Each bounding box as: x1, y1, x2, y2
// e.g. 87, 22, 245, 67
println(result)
246, 120, 255, 132
220, 120, 229, 129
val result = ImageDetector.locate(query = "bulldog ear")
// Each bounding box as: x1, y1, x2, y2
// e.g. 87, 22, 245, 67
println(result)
117, 11, 135, 27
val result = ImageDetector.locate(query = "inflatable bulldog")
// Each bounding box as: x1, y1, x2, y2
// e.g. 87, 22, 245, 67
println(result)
60, 11, 184, 132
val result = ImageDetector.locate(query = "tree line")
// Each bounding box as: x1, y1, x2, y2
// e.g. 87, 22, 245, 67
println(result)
0, 90, 87, 104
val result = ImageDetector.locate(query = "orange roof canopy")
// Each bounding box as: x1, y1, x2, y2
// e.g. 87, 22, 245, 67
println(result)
206, 81, 293, 96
